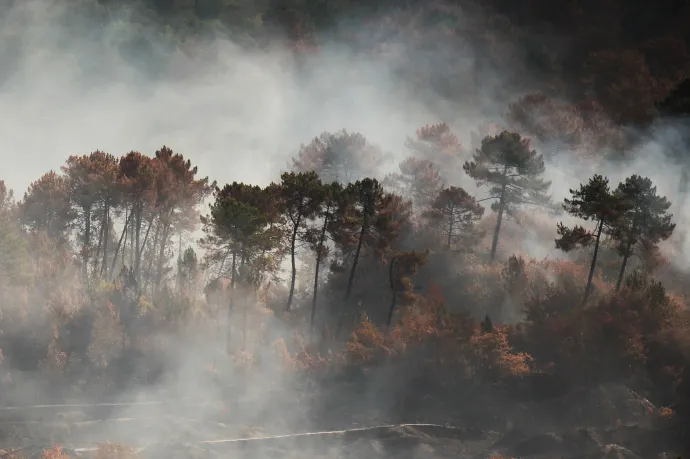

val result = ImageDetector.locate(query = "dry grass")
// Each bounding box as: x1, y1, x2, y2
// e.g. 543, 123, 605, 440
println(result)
95, 443, 138, 459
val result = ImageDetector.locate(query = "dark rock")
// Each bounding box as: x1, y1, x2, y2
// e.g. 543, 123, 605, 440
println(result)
562, 428, 603, 454
598, 444, 643, 459
513, 432, 564, 456
516, 383, 657, 430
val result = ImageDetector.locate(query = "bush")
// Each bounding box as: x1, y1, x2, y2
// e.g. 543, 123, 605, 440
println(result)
41, 446, 69, 459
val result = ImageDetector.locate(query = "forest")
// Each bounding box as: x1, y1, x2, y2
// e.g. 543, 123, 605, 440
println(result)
1, 0, 690, 458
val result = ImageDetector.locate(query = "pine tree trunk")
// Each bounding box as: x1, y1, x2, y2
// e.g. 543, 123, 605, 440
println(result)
154, 223, 169, 293
310, 214, 329, 339
616, 238, 634, 291
111, 210, 133, 278
95, 209, 105, 274
101, 203, 110, 277
134, 202, 142, 283
177, 232, 183, 293
242, 294, 248, 352
128, 205, 135, 267
83, 205, 92, 279
583, 219, 603, 306
490, 166, 508, 262
286, 214, 302, 311
345, 217, 367, 300
227, 250, 237, 354
121, 209, 128, 267
447, 214, 454, 249
230, 250, 237, 289
136, 218, 154, 294
144, 220, 160, 291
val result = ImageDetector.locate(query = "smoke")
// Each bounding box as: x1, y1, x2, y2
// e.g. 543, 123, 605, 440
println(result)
0, 0, 457, 196
0, 0, 689, 454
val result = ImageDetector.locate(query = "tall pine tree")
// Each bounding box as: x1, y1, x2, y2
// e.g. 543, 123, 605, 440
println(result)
555, 174, 626, 305
610, 175, 675, 290
464, 131, 551, 261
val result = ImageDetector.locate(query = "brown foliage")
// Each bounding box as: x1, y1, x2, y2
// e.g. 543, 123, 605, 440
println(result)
344, 283, 533, 381
292, 130, 386, 183
506, 92, 586, 147
638, 37, 690, 95
40, 446, 69, 459
423, 186, 484, 250
383, 157, 443, 212
19, 171, 73, 242
519, 272, 686, 385
405, 123, 465, 180
583, 49, 660, 126
469, 327, 533, 378
87, 300, 125, 369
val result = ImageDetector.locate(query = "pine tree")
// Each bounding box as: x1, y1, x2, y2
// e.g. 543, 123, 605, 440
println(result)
201, 185, 273, 353
339, 178, 411, 301
342, 178, 384, 301
85, 151, 120, 278
63, 153, 113, 279
555, 174, 627, 305
117, 152, 156, 283
201, 183, 278, 289
19, 171, 74, 244
275, 171, 324, 311
463, 131, 551, 261
150, 146, 212, 294
383, 157, 443, 213
292, 130, 386, 183
304, 181, 343, 337
610, 175, 675, 290
422, 186, 484, 250
404, 123, 465, 181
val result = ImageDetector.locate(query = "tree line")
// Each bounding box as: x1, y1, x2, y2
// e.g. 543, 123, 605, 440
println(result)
17, 148, 213, 295
2, 123, 677, 346
198, 128, 676, 342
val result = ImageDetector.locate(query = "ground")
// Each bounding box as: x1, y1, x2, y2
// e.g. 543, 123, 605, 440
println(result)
0, 364, 684, 458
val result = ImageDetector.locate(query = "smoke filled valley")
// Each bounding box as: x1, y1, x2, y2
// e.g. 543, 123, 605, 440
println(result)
2, 0, 690, 458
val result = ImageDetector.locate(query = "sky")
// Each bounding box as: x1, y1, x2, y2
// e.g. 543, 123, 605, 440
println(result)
0, 0, 688, 270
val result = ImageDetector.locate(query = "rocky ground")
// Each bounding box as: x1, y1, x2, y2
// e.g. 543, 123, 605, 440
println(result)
0, 370, 685, 458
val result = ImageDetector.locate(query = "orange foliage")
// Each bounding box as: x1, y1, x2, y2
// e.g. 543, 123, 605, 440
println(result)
41, 446, 69, 459
343, 284, 533, 381
469, 327, 533, 378
659, 406, 675, 418
346, 314, 394, 363
274, 335, 337, 371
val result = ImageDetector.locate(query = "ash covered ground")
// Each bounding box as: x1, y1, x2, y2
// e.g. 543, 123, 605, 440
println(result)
0, 365, 683, 459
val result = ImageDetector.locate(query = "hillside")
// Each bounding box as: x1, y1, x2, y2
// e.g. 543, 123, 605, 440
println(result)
0, 0, 689, 458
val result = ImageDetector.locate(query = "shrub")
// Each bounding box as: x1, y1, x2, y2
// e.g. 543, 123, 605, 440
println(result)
468, 326, 533, 379
87, 300, 125, 369
41, 446, 69, 459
